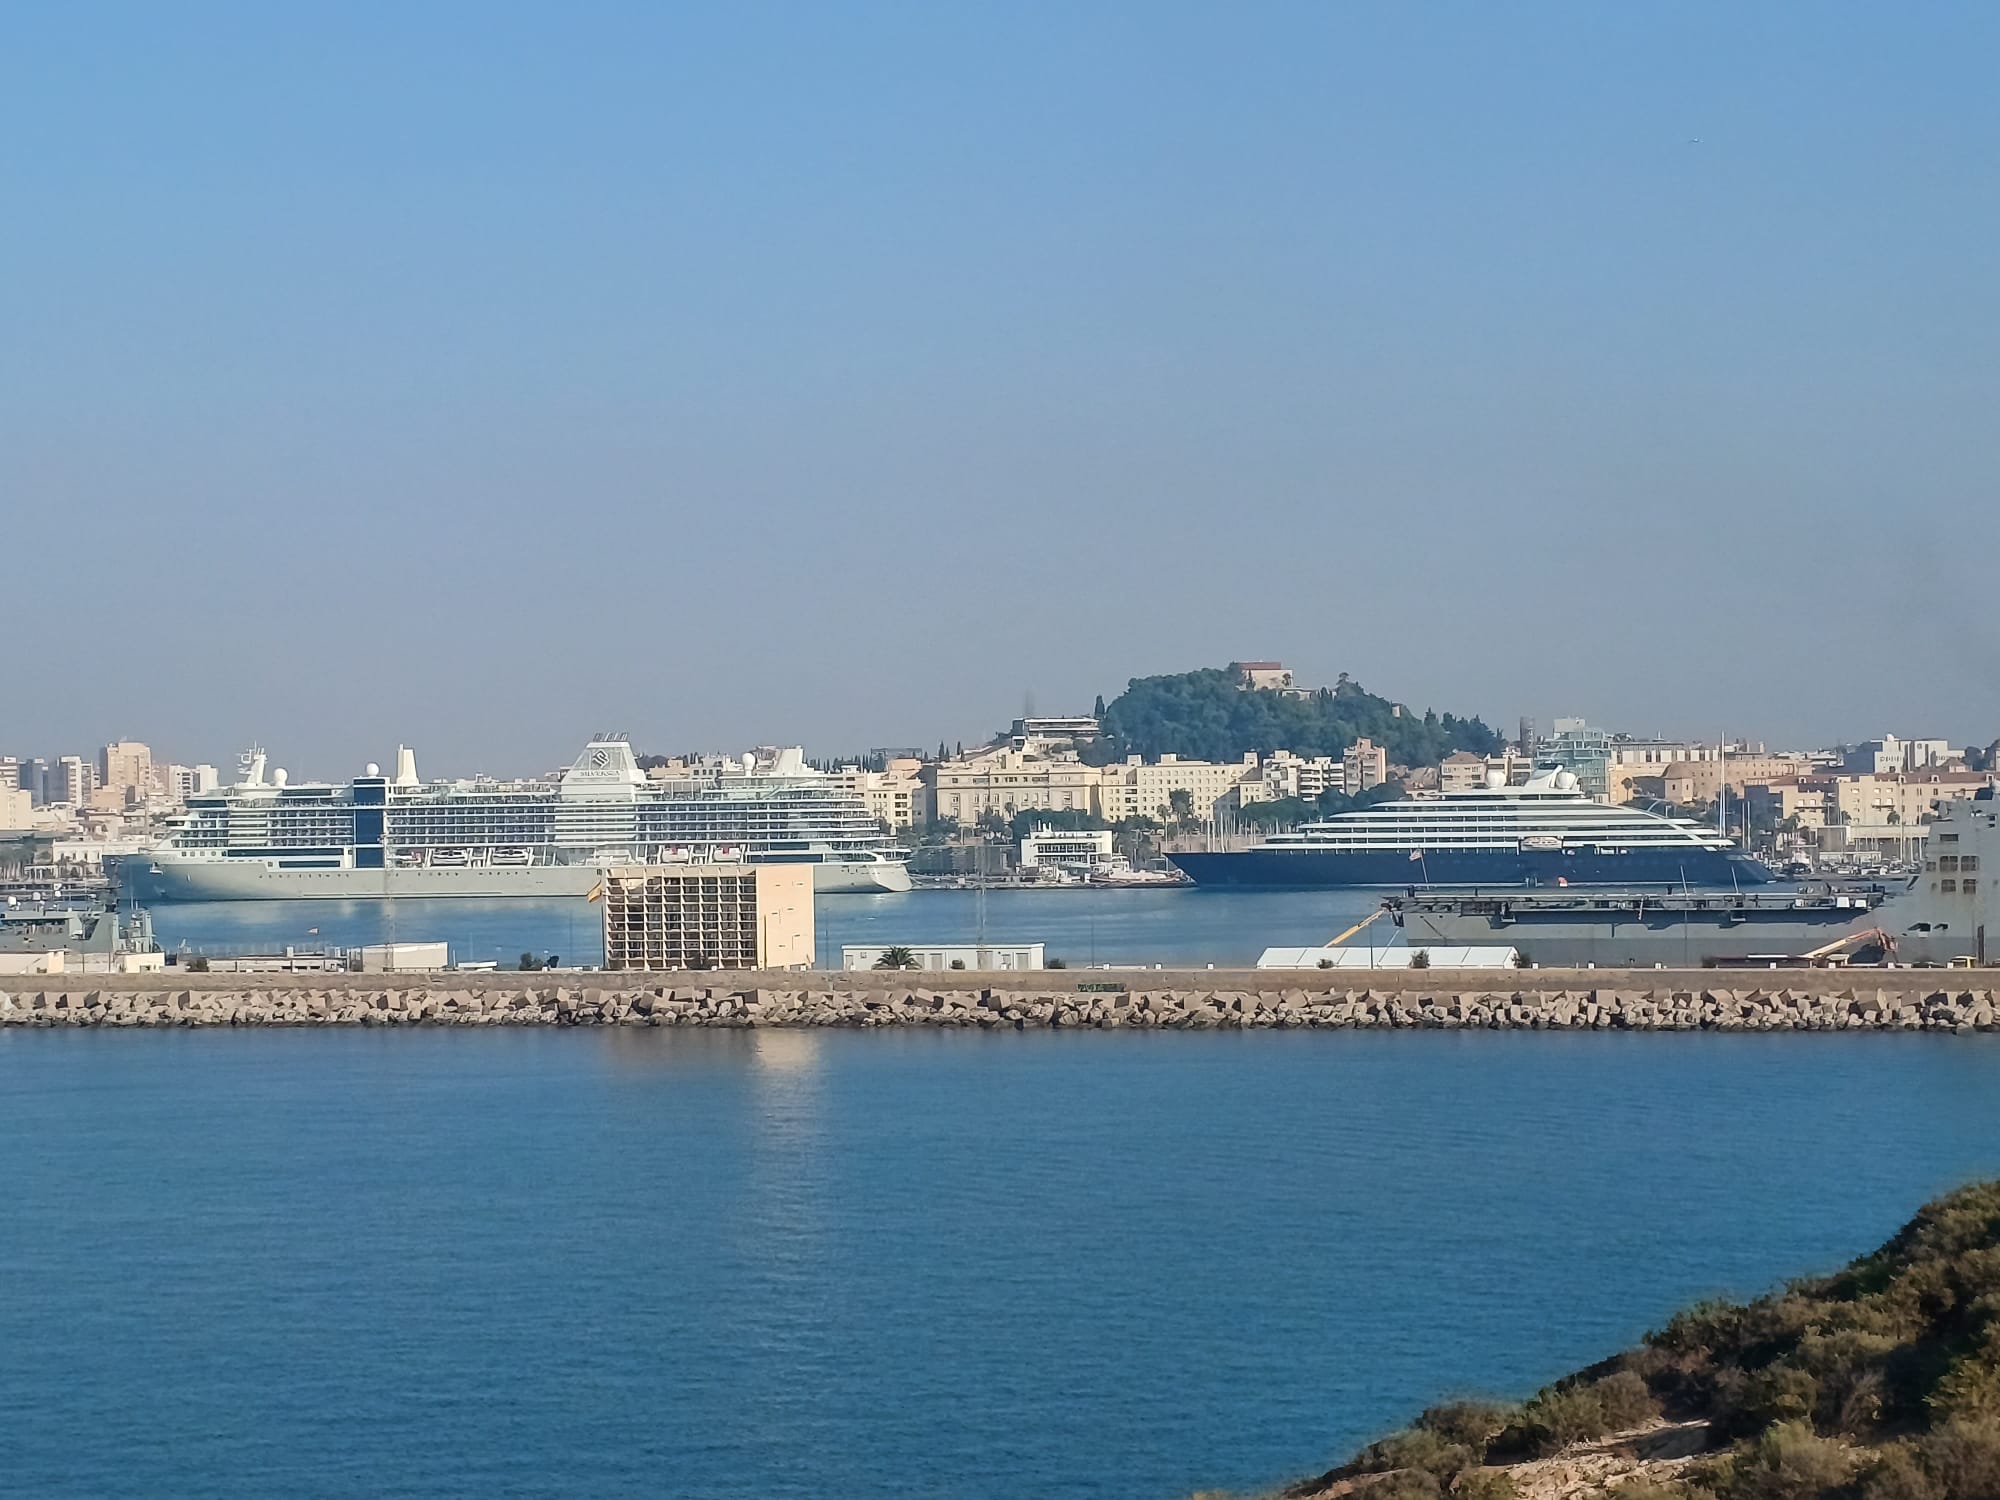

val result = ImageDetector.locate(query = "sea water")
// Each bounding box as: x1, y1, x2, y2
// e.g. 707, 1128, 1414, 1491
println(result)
5, 1027, 1999, 1498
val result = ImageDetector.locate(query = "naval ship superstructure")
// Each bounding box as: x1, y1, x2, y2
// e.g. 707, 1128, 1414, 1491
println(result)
1388, 785, 2000, 967
114, 739, 912, 901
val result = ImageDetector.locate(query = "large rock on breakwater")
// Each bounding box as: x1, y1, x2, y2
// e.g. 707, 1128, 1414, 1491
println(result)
2, 978, 1997, 1031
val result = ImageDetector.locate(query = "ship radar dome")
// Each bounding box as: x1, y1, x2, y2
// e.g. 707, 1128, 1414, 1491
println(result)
365, 762, 381, 778
1484, 770, 1506, 790
1555, 771, 1577, 792
272, 767, 290, 787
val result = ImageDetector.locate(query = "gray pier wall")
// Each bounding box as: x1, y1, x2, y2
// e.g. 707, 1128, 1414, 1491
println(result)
5, 970, 2000, 1032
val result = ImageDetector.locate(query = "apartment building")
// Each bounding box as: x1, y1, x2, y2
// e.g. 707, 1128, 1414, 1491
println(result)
1745, 777, 1838, 833
1655, 755, 1807, 807
930, 746, 1107, 823
99, 741, 154, 807
1342, 738, 1388, 793
1841, 736, 1956, 776
0, 788, 32, 831
932, 744, 1272, 825
600, 864, 814, 971
1439, 751, 1487, 793
1234, 750, 1346, 805
831, 758, 930, 830
1101, 753, 1262, 823
57, 755, 94, 807
156, 763, 220, 803
1830, 772, 1995, 829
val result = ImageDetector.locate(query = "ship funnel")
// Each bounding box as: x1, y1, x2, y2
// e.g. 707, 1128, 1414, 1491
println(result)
242, 748, 268, 787
395, 745, 419, 786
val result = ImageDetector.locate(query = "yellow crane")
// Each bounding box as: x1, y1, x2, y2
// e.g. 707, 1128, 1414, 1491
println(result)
1327, 907, 1388, 947
1800, 927, 1895, 966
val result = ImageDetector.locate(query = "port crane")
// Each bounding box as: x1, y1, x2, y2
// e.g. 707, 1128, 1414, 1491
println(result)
1326, 907, 1389, 946
1800, 927, 1896, 966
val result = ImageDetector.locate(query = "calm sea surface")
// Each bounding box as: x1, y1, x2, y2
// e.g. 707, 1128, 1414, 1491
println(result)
144, 887, 1395, 969
5, 1029, 2000, 1499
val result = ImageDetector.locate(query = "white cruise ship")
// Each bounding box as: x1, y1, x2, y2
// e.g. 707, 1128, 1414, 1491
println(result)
1170, 769, 1772, 888
114, 739, 912, 901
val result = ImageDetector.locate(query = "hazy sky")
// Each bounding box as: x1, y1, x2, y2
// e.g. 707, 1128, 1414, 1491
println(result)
6, 3, 1997, 778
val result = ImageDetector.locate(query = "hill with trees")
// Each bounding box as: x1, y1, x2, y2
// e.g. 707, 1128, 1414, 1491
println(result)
1089, 668, 1502, 768
1280, 1180, 2000, 1500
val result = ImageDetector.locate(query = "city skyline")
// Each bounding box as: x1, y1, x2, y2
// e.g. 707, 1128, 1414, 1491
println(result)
10, 690, 1992, 789
7, 5, 1998, 767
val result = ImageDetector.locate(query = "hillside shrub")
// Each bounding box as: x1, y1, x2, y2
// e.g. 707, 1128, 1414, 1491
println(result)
1512, 1385, 1609, 1456
1357, 1428, 1478, 1481
1418, 1402, 1514, 1451
1919, 1417, 2000, 1500
1735, 1366, 1819, 1435
1502, 1372, 1660, 1457
1931, 1324, 2000, 1423
1595, 1370, 1663, 1431
1858, 1443, 1946, 1500
1708, 1421, 1853, 1500
1793, 1330, 1898, 1434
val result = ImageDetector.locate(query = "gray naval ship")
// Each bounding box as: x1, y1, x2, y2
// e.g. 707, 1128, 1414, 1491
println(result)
1387, 786, 1999, 968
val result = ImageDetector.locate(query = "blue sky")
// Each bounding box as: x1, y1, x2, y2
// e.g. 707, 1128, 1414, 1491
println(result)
5, 3, 1997, 775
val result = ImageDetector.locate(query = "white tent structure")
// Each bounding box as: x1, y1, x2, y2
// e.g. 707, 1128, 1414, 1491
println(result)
1256, 945, 1520, 970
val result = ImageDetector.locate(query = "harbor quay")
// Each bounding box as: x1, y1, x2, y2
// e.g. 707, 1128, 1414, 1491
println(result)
7, 968, 2000, 1031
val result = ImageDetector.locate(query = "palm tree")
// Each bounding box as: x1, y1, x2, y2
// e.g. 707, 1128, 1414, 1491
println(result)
873, 946, 920, 971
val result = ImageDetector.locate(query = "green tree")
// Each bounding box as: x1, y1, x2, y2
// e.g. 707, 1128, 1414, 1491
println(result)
873, 946, 920, 970
1096, 666, 1501, 767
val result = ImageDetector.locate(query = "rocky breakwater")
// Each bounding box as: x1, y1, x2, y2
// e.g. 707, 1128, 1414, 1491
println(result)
2, 976, 2000, 1030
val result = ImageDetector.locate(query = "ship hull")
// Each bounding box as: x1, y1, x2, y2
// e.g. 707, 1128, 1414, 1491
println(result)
1169, 847, 1773, 890
115, 856, 911, 901
808, 860, 913, 895
1399, 903, 1894, 967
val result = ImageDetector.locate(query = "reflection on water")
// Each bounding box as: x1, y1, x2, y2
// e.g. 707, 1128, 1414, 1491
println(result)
750, 1028, 821, 1077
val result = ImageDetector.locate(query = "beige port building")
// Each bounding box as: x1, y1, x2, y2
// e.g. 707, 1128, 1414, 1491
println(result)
600, 864, 815, 971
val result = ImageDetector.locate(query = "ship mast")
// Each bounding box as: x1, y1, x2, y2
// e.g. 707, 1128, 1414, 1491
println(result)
1718, 734, 1726, 837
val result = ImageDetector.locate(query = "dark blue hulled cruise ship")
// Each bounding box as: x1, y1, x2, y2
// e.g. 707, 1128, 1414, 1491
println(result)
1169, 768, 1774, 889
